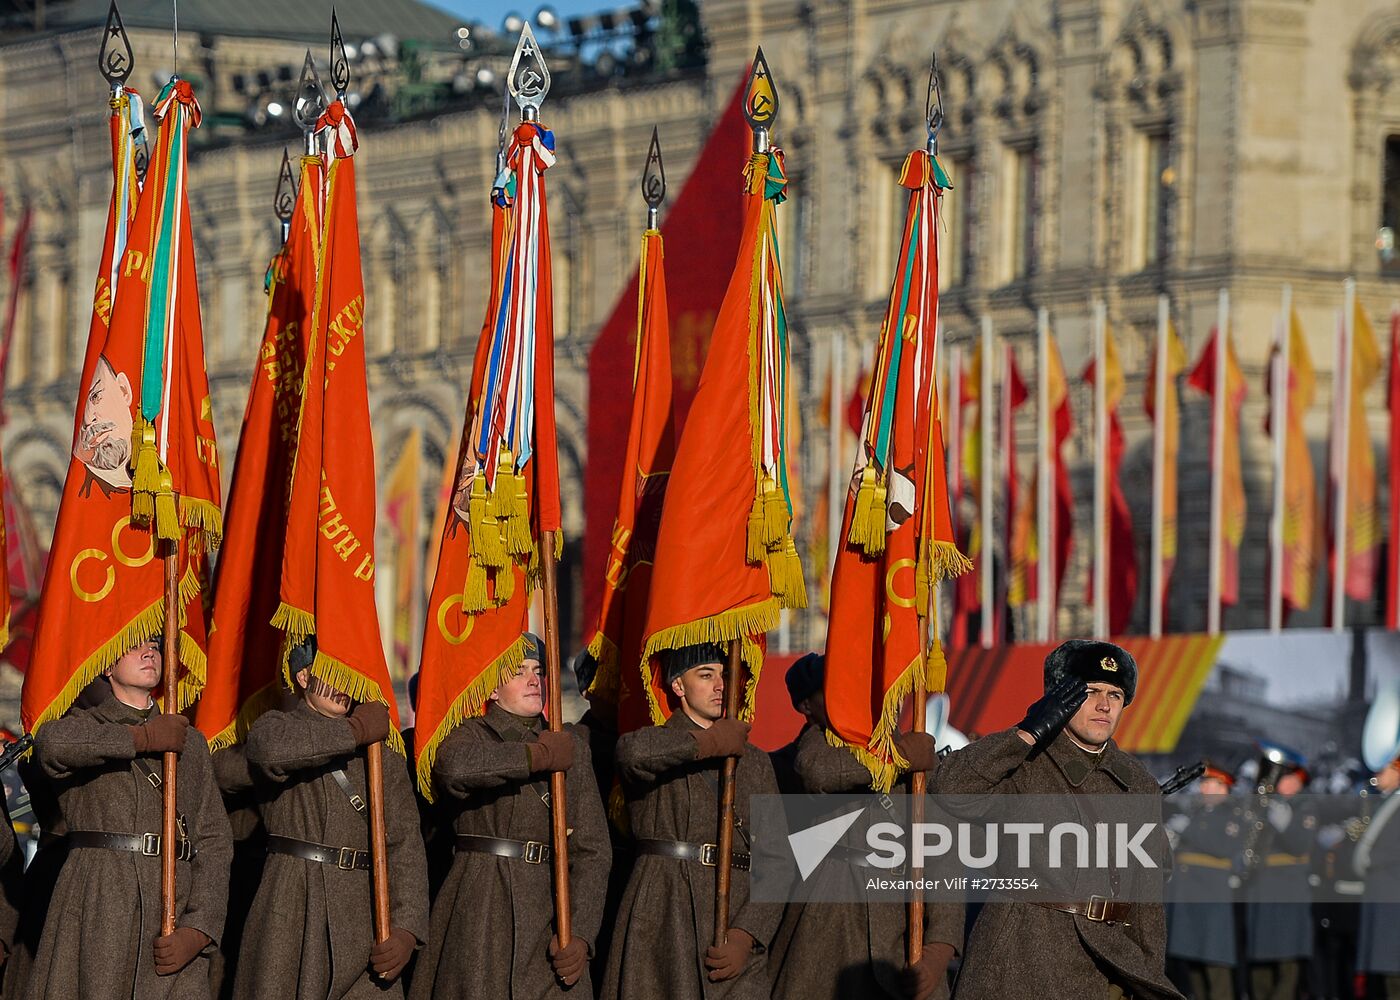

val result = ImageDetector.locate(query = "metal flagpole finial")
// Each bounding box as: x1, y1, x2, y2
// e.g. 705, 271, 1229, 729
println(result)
508, 22, 551, 121
293, 50, 329, 147
642, 126, 666, 229
743, 46, 779, 153
926, 51, 944, 155
329, 10, 351, 100
99, 0, 134, 91
274, 147, 297, 235
496, 86, 511, 175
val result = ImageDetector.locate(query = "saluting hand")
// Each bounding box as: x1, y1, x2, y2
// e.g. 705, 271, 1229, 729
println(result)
1015, 677, 1089, 751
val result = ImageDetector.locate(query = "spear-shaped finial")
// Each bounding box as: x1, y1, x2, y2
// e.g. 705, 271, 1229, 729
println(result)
507, 22, 551, 121
99, 0, 134, 91
642, 126, 666, 230
330, 10, 350, 101
274, 147, 296, 239
743, 47, 779, 153
926, 51, 944, 155
293, 50, 329, 152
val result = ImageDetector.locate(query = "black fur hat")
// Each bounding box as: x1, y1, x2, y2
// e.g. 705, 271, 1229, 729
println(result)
1043, 639, 1137, 705
662, 643, 727, 685
785, 652, 824, 708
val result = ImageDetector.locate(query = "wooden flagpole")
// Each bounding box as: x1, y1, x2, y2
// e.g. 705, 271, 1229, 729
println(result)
713, 639, 743, 945
541, 529, 573, 945
1036, 307, 1052, 641
160, 546, 178, 936
1149, 295, 1168, 638
978, 315, 994, 648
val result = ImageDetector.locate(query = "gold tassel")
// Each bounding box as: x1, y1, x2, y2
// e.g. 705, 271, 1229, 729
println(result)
763, 481, 788, 546
866, 480, 888, 555
464, 560, 490, 612
467, 474, 488, 556
476, 515, 508, 569
746, 491, 767, 564
915, 555, 931, 619
494, 564, 516, 604
154, 481, 179, 541
848, 466, 876, 548
488, 449, 516, 519
781, 537, 808, 610
132, 487, 155, 524
505, 510, 533, 557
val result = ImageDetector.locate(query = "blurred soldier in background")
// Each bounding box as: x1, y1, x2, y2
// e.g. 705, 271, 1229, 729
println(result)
1165, 763, 1241, 1000
1355, 751, 1400, 998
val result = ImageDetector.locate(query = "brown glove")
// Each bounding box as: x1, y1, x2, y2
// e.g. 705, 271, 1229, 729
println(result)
704, 927, 754, 981
548, 934, 589, 986
152, 926, 210, 976
900, 942, 955, 1000
896, 732, 938, 774
130, 714, 190, 756
346, 701, 390, 747
692, 718, 750, 760
527, 730, 575, 774
369, 927, 416, 981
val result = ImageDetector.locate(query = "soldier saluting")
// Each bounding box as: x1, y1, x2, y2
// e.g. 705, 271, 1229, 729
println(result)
27, 638, 234, 999
933, 639, 1184, 1000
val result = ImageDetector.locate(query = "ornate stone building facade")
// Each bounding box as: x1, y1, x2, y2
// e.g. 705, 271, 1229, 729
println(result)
3, 0, 1400, 675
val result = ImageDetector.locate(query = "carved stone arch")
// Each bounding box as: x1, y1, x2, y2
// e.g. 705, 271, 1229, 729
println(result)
935, 26, 980, 136
981, 7, 1049, 125
4, 421, 71, 532
858, 50, 917, 149
1107, 0, 1188, 112
1349, 9, 1400, 94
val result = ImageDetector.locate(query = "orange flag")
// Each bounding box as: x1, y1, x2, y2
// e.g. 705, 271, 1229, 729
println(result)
1333, 299, 1381, 601
639, 143, 805, 723
1188, 326, 1247, 607
197, 155, 320, 749
272, 103, 398, 744
414, 118, 562, 798
385, 427, 422, 681
1084, 324, 1138, 634
824, 150, 968, 791
24, 80, 220, 734
581, 227, 674, 733
1268, 309, 1318, 613
1145, 319, 1186, 618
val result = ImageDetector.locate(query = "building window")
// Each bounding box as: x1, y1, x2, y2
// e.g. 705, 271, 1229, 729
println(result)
1002, 145, 1039, 282
867, 163, 897, 299
1140, 131, 1172, 267
1381, 135, 1400, 274
939, 157, 972, 290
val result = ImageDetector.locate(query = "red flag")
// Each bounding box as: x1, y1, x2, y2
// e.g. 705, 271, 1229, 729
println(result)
824, 149, 968, 790
273, 104, 398, 743
639, 141, 805, 720
24, 81, 220, 733
1330, 300, 1381, 604
414, 118, 561, 798
1, 205, 32, 389
1187, 326, 1247, 607
582, 74, 750, 632
197, 155, 320, 748
1084, 325, 1138, 635
1145, 320, 1187, 621
1266, 310, 1318, 616
1000, 347, 1029, 626
581, 227, 674, 734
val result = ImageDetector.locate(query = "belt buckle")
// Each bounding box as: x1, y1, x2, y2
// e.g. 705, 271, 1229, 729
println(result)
337, 846, 357, 871
1085, 894, 1110, 922
523, 840, 545, 865
141, 833, 161, 857
699, 843, 719, 867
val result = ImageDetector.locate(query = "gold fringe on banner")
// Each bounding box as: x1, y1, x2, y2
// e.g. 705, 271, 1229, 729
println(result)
582, 631, 619, 703
493, 563, 515, 604
304, 648, 406, 757
414, 633, 531, 801
639, 601, 778, 726
206, 681, 285, 753
823, 650, 923, 794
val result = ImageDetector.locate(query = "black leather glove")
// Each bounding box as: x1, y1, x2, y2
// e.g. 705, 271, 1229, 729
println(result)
1015, 676, 1088, 750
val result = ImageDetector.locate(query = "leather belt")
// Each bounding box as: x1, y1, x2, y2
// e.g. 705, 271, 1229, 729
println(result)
68, 830, 193, 862
455, 834, 551, 865
266, 834, 369, 872
1176, 851, 1232, 870
1030, 895, 1132, 925
635, 838, 750, 872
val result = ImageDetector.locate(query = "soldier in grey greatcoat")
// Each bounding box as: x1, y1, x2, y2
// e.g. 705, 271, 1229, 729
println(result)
767, 653, 962, 1000
933, 639, 1184, 1000
1355, 753, 1400, 999
1164, 764, 1241, 1000
26, 639, 234, 1000
1240, 743, 1314, 1000
601, 642, 786, 1000
409, 633, 611, 1000
233, 639, 428, 1000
